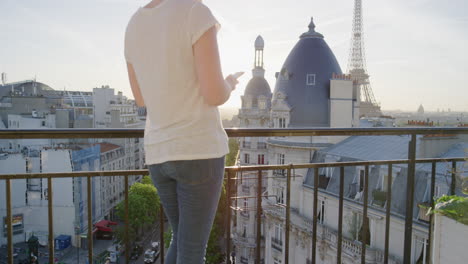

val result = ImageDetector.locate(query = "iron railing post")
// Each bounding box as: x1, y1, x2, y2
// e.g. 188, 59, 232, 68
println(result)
337, 167, 344, 264
6, 179, 13, 264
384, 165, 393, 264
451, 161, 457, 195
403, 134, 417, 263
47, 177, 55, 263
285, 167, 292, 264
226, 170, 234, 264
361, 166, 369, 264
428, 162, 437, 264
124, 175, 130, 263
255, 170, 262, 264
312, 167, 319, 264
87, 176, 93, 264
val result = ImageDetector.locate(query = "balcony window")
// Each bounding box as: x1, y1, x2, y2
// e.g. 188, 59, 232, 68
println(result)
258, 154, 265, 165
241, 199, 249, 217
276, 187, 284, 204
272, 223, 283, 251
414, 237, 429, 263
317, 199, 325, 224
278, 118, 286, 128
274, 153, 285, 176
244, 153, 250, 164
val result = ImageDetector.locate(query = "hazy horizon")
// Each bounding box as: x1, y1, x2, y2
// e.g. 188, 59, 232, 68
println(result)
1, 0, 467, 112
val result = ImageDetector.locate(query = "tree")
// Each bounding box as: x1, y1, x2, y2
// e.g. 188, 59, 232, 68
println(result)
141, 175, 154, 185
115, 182, 160, 243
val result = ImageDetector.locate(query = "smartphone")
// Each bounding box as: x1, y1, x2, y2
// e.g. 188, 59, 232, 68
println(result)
232, 72, 245, 80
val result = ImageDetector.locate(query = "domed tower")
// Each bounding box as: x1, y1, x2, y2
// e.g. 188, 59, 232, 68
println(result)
264, 20, 357, 264
239, 35, 272, 128
238, 35, 272, 165
271, 18, 346, 128
234, 36, 271, 264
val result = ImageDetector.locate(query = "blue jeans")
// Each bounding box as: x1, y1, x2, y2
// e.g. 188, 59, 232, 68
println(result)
148, 156, 225, 264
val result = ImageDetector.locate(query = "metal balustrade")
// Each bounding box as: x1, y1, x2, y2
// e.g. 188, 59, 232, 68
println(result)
1, 127, 467, 264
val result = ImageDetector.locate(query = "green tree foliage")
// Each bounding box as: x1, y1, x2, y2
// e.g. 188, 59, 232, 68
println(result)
225, 138, 239, 166
164, 227, 172, 249
430, 195, 468, 225
141, 175, 154, 185
115, 182, 160, 243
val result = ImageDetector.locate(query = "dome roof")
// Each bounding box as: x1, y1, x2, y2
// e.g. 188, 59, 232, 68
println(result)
244, 76, 271, 97
0, 81, 54, 98
273, 18, 342, 127
255, 35, 265, 49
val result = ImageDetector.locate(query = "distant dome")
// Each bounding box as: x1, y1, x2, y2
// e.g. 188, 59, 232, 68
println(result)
273, 18, 342, 127
245, 76, 271, 97
417, 104, 425, 114
255, 35, 265, 49
0, 80, 54, 97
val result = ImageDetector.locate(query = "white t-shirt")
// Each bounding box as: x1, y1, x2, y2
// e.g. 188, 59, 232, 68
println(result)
124, 0, 229, 165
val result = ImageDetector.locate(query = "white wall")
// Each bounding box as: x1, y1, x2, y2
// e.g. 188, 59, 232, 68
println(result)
330, 79, 354, 128
432, 215, 468, 264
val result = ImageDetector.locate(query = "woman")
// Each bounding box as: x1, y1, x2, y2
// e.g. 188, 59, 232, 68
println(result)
124, 0, 241, 263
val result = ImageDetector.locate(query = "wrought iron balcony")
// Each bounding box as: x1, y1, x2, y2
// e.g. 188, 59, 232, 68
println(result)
271, 237, 283, 252
0, 127, 467, 264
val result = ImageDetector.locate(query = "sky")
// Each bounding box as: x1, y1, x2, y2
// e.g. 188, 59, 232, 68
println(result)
0, 0, 467, 112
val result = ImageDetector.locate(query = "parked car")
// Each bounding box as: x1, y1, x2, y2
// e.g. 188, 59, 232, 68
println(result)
151, 242, 159, 252
144, 249, 159, 263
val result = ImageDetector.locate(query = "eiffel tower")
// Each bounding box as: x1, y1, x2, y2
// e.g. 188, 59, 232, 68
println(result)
348, 0, 382, 117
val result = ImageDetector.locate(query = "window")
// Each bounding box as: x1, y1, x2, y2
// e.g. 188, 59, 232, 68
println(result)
275, 154, 285, 176
274, 224, 283, 242
252, 98, 258, 108
278, 118, 286, 128
258, 154, 265, 165
306, 74, 316, 85
277, 154, 285, 165
276, 187, 284, 204
259, 100, 266, 109
244, 153, 250, 164
257, 139, 266, 149
414, 237, 429, 263
272, 224, 283, 251
317, 199, 325, 224
242, 138, 251, 148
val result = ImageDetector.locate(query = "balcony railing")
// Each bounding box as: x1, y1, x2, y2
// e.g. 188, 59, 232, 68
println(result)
271, 237, 283, 252
0, 127, 467, 264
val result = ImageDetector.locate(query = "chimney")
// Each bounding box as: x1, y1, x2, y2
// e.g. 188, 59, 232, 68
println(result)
1, 72, 6, 85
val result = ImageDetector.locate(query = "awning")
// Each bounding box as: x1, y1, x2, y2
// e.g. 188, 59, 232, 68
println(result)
95, 220, 118, 226
94, 220, 118, 232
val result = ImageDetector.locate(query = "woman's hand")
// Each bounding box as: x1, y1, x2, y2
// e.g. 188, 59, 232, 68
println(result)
225, 72, 244, 91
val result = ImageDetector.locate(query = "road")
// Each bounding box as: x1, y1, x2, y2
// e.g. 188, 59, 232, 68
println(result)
128, 221, 166, 264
